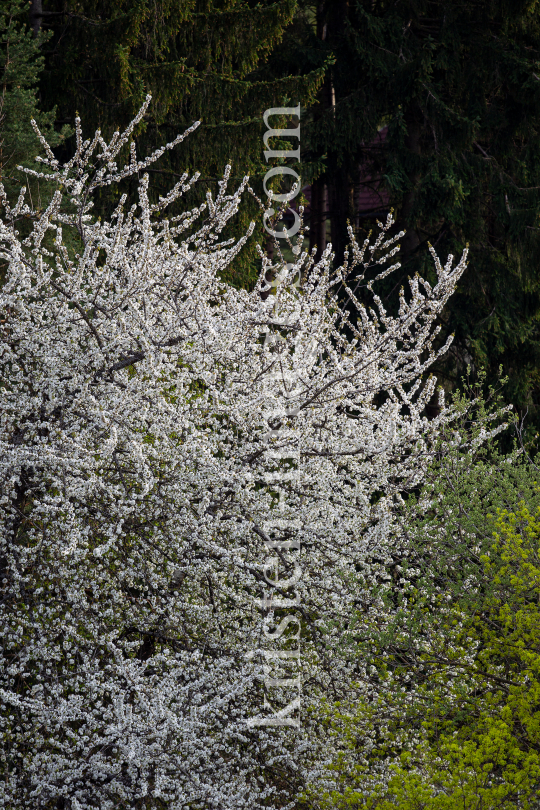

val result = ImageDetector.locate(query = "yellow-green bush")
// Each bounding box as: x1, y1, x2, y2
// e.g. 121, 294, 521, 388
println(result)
310, 470, 540, 810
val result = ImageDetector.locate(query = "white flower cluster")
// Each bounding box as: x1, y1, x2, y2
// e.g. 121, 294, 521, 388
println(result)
0, 103, 470, 808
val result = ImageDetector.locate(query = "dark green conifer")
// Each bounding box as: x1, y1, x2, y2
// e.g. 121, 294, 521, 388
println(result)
37, 0, 325, 285
0, 0, 68, 203
302, 0, 540, 429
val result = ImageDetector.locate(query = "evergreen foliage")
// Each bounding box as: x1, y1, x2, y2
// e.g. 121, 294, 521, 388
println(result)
0, 0, 68, 202
36, 0, 326, 286
302, 0, 540, 430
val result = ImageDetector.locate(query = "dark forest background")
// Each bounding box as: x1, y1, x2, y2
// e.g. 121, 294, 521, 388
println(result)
3, 0, 540, 436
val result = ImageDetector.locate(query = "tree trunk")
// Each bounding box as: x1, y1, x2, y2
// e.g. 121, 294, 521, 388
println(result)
329, 163, 350, 267
29, 0, 43, 37
309, 178, 327, 260
397, 107, 423, 261
323, 0, 350, 267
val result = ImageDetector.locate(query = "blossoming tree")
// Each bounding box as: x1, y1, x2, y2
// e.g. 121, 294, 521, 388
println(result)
0, 97, 472, 809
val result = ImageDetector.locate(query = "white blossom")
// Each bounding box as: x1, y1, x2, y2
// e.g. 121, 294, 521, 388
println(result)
0, 101, 477, 809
